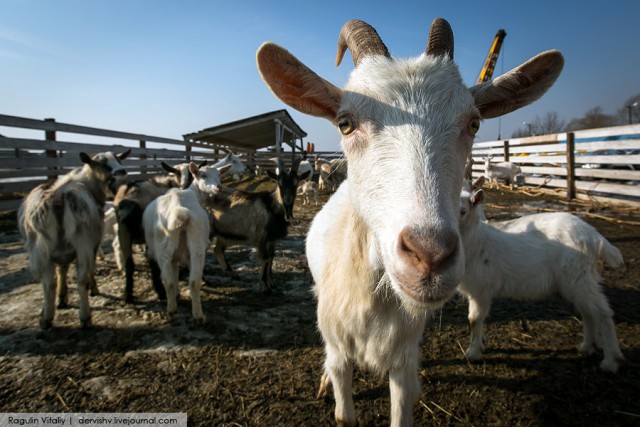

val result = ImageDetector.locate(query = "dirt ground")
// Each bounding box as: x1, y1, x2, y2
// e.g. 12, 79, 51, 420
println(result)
1, 178, 639, 426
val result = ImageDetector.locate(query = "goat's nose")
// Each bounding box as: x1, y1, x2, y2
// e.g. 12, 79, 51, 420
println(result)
398, 226, 459, 276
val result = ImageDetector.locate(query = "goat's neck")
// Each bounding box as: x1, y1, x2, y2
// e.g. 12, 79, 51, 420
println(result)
69, 165, 107, 207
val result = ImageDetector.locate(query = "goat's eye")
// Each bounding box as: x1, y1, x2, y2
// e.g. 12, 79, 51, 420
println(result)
337, 115, 355, 135
460, 208, 467, 217
468, 119, 480, 136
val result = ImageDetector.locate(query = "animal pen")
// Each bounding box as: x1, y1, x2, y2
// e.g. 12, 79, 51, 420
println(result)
0, 111, 344, 214
470, 123, 640, 206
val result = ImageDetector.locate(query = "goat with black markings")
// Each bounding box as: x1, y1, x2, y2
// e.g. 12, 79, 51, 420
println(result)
19, 149, 130, 328
205, 157, 309, 291
114, 161, 204, 303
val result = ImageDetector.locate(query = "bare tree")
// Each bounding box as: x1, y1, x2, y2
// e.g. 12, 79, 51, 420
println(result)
565, 106, 615, 131
616, 93, 640, 125
533, 112, 565, 135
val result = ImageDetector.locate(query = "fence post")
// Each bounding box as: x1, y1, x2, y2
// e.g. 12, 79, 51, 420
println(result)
44, 118, 58, 179
566, 132, 576, 200
503, 140, 510, 162
139, 140, 147, 177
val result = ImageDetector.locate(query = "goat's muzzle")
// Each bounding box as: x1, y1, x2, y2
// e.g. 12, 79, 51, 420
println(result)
393, 225, 461, 305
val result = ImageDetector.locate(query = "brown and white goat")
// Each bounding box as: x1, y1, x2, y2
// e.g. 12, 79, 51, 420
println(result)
257, 17, 563, 426
204, 157, 309, 291
19, 149, 130, 328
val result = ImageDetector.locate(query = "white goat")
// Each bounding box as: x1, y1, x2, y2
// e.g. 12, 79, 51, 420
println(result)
297, 181, 319, 206
143, 163, 231, 323
257, 17, 563, 426
458, 189, 625, 372
484, 156, 521, 189
213, 150, 247, 180
19, 149, 130, 328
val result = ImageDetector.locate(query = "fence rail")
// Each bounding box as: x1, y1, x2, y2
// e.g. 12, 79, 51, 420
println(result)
471, 123, 640, 205
0, 114, 344, 213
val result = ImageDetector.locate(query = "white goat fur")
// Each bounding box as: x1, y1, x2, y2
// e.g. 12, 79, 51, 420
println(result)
458, 189, 624, 372
213, 151, 247, 180
484, 156, 521, 189
257, 18, 563, 426
19, 150, 129, 328
143, 163, 230, 322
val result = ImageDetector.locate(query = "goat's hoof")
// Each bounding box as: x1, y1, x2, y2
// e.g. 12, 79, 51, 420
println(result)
166, 311, 177, 323
124, 295, 135, 304
578, 342, 596, 356
39, 318, 53, 330
57, 301, 68, 309
191, 316, 207, 326
465, 348, 483, 362
317, 373, 331, 398
600, 359, 619, 373
80, 318, 92, 329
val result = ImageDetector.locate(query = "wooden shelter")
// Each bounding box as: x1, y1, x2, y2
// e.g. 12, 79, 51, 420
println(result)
182, 110, 307, 168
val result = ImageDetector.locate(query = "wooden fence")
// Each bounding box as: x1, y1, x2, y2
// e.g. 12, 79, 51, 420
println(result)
0, 114, 343, 213
471, 124, 640, 206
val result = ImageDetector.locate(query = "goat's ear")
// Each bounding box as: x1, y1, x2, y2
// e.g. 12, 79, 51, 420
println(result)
188, 162, 200, 177
198, 160, 208, 168
471, 50, 564, 119
117, 148, 132, 161
218, 164, 232, 176
470, 190, 484, 208
161, 162, 177, 174
266, 170, 279, 181
298, 170, 311, 181
471, 175, 485, 190
79, 152, 93, 165
257, 42, 343, 121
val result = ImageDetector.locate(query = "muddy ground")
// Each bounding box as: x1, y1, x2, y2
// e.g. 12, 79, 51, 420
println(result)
1, 178, 639, 426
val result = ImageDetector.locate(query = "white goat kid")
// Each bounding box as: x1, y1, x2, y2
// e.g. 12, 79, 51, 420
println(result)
143, 163, 231, 323
257, 17, 563, 426
297, 181, 319, 206
458, 189, 625, 372
19, 150, 130, 328
484, 156, 521, 189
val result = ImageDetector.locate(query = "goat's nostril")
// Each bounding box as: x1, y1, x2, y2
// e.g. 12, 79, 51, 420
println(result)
398, 227, 459, 275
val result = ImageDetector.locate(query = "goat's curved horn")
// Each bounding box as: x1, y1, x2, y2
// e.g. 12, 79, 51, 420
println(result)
336, 19, 390, 67
425, 18, 454, 60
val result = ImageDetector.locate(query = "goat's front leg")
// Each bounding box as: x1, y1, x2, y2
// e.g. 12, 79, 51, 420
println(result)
40, 263, 57, 329
258, 241, 276, 292
323, 346, 356, 427
56, 263, 69, 308
466, 294, 492, 360
389, 363, 420, 427
213, 240, 236, 278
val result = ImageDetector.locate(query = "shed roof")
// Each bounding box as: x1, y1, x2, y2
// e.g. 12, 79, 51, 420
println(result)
183, 109, 307, 152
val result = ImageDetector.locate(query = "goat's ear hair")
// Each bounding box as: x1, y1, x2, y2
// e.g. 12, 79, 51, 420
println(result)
79, 152, 93, 165
256, 42, 343, 121
117, 148, 132, 161
471, 50, 564, 119
198, 160, 208, 168
471, 175, 485, 190
298, 170, 311, 181
470, 189, 484, 208
218, 164, 232, 176
266, 169, 279, 182
188, 162, 200, 177
161, 161, 177, 174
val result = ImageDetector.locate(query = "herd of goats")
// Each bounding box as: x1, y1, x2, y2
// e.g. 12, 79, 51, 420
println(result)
14, 17, 629, 427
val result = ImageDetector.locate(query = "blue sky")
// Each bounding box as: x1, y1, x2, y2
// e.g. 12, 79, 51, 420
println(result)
1, 0, 639, 152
